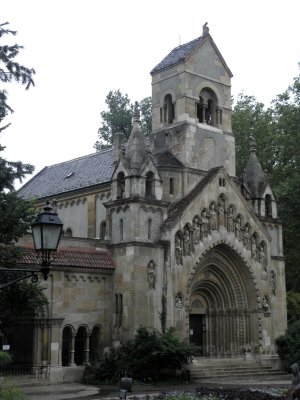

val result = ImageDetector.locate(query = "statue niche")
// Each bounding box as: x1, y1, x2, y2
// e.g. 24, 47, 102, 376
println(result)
147, 260, 156, 289
200, 209, 209, 240
209, 203, 218, 231
193, 216, 201, 245
175, 231, 183, 265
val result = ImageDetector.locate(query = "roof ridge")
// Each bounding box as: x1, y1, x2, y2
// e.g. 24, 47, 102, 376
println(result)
46, 148, 114, 169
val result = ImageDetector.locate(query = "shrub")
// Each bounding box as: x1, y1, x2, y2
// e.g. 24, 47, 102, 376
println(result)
85, 326, 197, 383
276, 319, 300, 367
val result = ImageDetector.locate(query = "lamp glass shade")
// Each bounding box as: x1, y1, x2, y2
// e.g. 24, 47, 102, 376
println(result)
32, 223, 62, 251
31, 203, 63, 252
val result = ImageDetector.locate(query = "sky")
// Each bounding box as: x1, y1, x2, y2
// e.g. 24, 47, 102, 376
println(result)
1, 0, 300, 188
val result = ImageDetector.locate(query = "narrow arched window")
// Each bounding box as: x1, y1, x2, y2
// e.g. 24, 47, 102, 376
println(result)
148, 218, 152, 240
100, 221, 106, 239
145, 171, 155, 198
265, 194, 272, 217
74, 326, 87, 366
170, 177, 174, 195
66, 228, 72, 237
62, 326, 72, 366
197, 88, 218, 127
90, 326, 101, 362
120, 219, 123, 241
117, 172, 125, 199
163, 94, 174, 123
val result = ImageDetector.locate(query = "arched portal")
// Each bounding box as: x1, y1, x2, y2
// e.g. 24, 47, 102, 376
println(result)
187, 244, 260, 357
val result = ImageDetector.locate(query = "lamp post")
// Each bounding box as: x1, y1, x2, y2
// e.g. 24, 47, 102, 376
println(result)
0, 202, 63, 289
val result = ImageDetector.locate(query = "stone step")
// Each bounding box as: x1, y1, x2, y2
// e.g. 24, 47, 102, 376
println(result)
187, 356, 289, 382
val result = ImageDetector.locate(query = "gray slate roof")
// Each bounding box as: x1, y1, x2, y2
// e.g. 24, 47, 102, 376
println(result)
151, 36, 205, 75
18, 149, 115, 200
151, 33, 233, 77
243, 152, 268, 199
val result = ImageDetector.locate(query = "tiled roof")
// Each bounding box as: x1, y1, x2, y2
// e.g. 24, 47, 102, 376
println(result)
151, 36, 205, 75
20, 247, 115, 270
18, 149, 115, 200
151, 34, 233, 77
162, 167, 222, 230
154, 151, 184, 168
243, 152, 268, 198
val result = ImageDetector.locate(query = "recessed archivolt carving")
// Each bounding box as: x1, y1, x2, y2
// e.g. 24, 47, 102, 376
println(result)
185, 240, 262, 310
174, 195, 269, 271
183, 241, 262, 350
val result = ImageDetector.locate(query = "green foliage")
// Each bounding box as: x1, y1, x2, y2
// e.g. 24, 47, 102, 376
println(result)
94, 90, 152, 150
0, 351, 12, 365
86, 326, 197, 383
286, 292, 300, 324
233, 68, 300, 292
0, 21, 47, 343
232, 93, 275, 178
0, 352, 25, 400
0, 21, 35, 132
139, 96, 152, 137
276, 319, 300, 367
0, 280, 47, 336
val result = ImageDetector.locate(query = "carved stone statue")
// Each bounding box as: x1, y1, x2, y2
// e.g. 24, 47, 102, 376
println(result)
200, 210, 209, 239
147, 260, 156, 289
259, 245, 267, 271
183, 228, 191, 256
175, 234, 183, 265
209, 203, 217, 231
262, 296, 271, 316
243, 225, 251, 250
193, 216, 201, 244
235, 216, 242, 240
227, 207, 235, 233
175, 293, 182, 309
251, 238, 258, 260
218, 200, 225, 227
271, 270, 276, 295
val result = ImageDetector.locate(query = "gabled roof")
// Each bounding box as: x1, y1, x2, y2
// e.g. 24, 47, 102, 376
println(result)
151, 34, 233, 77
154, 151, 184, 168
18, 149, 115, 200
20, 247, 115, 270
162, 167, 222, 229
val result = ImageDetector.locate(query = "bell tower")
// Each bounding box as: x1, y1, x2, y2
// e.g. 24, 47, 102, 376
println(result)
150, 24, 235, 176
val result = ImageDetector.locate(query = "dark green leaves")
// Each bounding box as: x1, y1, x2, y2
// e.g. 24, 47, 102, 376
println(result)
94, 90, 152, 150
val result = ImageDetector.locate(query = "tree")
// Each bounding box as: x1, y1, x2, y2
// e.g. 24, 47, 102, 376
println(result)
233, 69, 300, 293
270, 71, 300, 291
232, 93, 275, 178
0, 22, 35, 132
0, 22, 47, 341
94, 90, 152, 150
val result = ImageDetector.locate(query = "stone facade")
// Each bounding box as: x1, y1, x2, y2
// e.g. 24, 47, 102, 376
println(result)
16, 24, 287, 381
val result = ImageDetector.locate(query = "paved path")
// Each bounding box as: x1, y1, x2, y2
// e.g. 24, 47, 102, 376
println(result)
12, 378, 291, 400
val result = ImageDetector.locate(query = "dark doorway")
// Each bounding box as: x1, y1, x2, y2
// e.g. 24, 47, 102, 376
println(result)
189, 314, 205, 355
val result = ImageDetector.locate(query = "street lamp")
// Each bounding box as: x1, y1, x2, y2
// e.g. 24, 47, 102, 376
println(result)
0, 201, 63, 289
31, 201, 63, 280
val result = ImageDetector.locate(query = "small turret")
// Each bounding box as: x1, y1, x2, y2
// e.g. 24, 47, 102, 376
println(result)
243, 134, 268, 199
125, 102, 147, 173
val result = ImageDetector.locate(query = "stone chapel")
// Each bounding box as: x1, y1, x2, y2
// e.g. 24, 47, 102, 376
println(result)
15, 24, 286, 381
